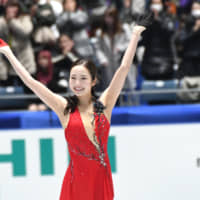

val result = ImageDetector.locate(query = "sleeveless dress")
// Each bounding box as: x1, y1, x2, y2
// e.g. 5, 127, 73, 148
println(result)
59, 107, 114, 200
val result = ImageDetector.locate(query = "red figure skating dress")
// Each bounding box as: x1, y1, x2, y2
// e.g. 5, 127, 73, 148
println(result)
60, 107, 114, 200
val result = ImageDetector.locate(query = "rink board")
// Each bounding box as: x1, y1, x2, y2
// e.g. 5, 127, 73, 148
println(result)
0, 124, 200, 200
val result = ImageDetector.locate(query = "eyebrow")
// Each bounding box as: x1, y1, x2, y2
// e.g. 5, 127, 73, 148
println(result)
71, 73, 88, 76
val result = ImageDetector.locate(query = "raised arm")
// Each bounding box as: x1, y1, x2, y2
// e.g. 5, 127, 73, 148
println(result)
100, 25, 146, 114
0, 39, 67, 116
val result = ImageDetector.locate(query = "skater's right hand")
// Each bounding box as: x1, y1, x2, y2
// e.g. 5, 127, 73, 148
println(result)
0, 38, 11, 55
0, 38, 8, 47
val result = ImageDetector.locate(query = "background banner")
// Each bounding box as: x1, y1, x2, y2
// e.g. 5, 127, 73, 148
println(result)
1, 123, 200, 200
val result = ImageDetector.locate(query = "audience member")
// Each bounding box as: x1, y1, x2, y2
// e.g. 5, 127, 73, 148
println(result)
48, 0, 63, 17
27, 50, 53, 111
0, 0, 8, 15
120, 0, 134, 24
20, 0, 63, 16
30, 0, 57, 51
85, 0, 108, 38
176, 0, 200, 102
93, 6, 137, 90
0, 0, 36, 85
52, 34, 79, 93
139, 0, 176, 80
1, 0, 199, 106
131, 0, 146, 15
56, 0, 93, 59
175, 0, 200, 78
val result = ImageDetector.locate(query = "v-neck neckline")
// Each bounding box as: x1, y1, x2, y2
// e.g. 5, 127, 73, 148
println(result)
76, 107, 100, 152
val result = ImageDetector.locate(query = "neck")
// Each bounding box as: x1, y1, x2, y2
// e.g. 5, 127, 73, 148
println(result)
78, 94, 93, 109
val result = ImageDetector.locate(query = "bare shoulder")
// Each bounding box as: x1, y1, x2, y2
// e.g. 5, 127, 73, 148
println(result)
54, 95, 70, 130
59, 113, 70, 130
57, 108, 70, 130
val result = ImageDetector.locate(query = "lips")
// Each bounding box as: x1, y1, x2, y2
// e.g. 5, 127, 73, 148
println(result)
74, 87, 84, 92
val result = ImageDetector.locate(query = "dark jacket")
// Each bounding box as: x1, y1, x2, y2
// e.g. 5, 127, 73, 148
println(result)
139, 12, 176, 80
175, 16, 200, 77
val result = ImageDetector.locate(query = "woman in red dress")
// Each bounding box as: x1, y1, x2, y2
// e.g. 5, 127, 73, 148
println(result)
0, 20, 147, 200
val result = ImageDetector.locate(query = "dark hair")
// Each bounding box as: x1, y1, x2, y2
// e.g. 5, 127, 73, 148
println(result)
64, 59, 105, 115
5, 0, 23, 16
58, 33, 73, 43
101, 6, 122, 36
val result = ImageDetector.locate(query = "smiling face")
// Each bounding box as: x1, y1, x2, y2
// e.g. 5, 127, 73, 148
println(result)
69, 65, 96, 97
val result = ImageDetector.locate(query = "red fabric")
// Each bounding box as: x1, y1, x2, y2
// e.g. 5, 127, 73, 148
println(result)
60, 107, 114, 200
0, 38, 8, 47
36, 50, 53, 85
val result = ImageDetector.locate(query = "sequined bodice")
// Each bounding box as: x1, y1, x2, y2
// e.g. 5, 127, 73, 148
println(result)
65, 107, 110, 167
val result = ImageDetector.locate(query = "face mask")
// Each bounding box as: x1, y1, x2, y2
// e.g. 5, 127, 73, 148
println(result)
150, 4, 163, 12
191, 9, 200, 18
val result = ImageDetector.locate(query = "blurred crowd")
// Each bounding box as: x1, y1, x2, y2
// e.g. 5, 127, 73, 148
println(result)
0, 0, 200, 110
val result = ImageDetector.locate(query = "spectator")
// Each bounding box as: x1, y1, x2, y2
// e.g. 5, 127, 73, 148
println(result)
139, 0, 176, 80
28, 50, 54, 111
0, 0, 8, 16
86, 1, 108, 38
176, 0, 200, 102
56, 0, 93, 59
48, 0, 63, 17
30, 0, 57, 51
20, 0, 63, 16
120, 0, 147, 25
120, 0, 134, 24
52, 34, 79, 93
0, 0, 36, 85
93, 6, 137, 90
37, 50, 54, 86
176, 0, 200, 78
131, 0, 146, 15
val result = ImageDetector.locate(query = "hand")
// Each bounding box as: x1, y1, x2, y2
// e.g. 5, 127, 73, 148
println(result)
0, 38, 11, 54
0, 38, 8, 47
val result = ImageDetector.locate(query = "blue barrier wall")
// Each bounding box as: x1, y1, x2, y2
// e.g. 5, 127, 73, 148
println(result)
1, 104, 200, 129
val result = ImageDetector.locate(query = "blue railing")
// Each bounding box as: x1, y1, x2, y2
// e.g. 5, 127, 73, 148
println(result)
1, 104, 200, 129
